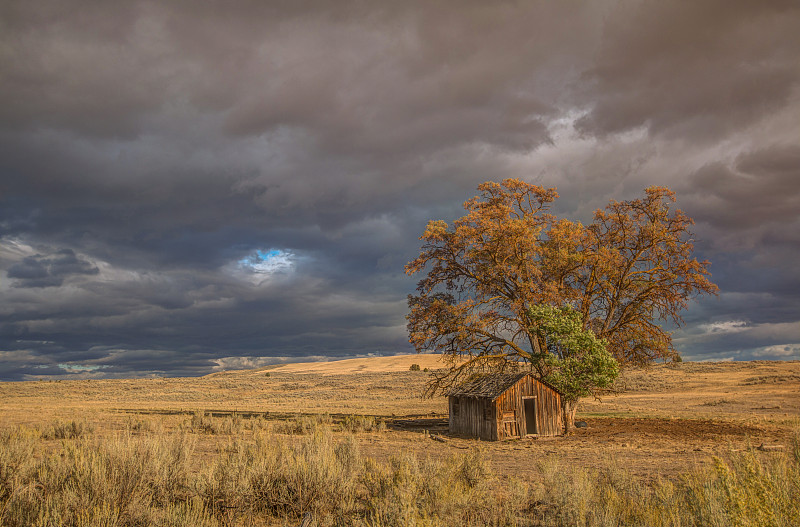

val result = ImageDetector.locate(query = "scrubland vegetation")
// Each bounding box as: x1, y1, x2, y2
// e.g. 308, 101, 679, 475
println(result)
1, 415, 798, 526
1, 358, 798, 525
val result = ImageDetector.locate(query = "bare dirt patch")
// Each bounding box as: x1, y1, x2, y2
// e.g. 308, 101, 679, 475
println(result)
581, 417, 775, 442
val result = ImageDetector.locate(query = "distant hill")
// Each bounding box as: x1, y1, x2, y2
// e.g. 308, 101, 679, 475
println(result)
211, 353, 449, 377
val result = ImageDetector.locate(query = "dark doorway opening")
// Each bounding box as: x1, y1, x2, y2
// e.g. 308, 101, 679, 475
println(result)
524, 397, 538, 435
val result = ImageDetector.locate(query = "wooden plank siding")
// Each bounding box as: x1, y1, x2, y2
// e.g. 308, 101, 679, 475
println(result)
449, 373, 563, 440
449, 394, 498, 440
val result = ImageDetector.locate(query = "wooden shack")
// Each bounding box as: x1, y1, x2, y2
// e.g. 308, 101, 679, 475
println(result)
448, 372, 563, 440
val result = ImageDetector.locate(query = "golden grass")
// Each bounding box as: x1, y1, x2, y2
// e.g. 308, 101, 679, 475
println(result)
0, 355, 799, 525
1, 418, 798, 526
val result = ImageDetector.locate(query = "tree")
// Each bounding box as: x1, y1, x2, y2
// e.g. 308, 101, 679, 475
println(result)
527, 304, 618, 428
572, 187, 718, 364
406, 179, 717, 429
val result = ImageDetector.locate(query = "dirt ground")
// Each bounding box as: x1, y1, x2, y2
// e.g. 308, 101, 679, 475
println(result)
1, 355, 798, 481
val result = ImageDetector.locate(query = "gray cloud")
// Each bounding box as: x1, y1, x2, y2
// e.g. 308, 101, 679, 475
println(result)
7, 249, 98, 287
1, 1, 799, 380
689, 145, 800, 232
576, 1, 800, 141
679, 144, 800, 311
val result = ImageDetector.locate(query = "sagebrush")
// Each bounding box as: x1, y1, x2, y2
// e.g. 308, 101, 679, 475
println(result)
1, 421, 797, 526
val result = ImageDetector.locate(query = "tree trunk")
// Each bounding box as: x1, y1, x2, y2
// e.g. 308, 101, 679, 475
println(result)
562, 399, 578, 433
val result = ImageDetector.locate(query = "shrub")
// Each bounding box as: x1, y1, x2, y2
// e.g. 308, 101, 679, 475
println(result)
361, 446, 511, 526
41, 419, 94, 440
0, 432, 197, 527
126, 417, 164, 435
341, 415, 386, 433
0, 427, 38, 508
186, 411, 243, 435
274, 414, 332, 435
530, 443, 800, 527
409, 364, 421, 371
1, 422, 797, 526
243, 415, 271, 433
201, 429, 362, 524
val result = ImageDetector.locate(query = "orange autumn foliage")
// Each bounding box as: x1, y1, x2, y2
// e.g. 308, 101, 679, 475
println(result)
406, 179, 717, 394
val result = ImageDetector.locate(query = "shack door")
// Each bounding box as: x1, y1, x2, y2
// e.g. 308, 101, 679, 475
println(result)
501, 411, 519, 438
523, 397, 538, 435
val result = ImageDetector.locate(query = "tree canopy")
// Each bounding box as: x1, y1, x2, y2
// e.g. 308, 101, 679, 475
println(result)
527, 303, 619, 427
406, 179, 717, 410
528, 303, 618, 403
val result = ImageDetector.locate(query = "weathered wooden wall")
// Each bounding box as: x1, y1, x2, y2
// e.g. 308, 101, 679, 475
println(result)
449, 374, 562, 441
448, 395, 498, 440
495, 375, 562, 439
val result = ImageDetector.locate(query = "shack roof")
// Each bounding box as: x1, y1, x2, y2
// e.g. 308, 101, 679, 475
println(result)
449, 371, 561, 400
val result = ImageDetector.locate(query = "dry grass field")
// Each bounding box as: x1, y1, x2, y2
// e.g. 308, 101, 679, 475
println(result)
1, 354, 799, 525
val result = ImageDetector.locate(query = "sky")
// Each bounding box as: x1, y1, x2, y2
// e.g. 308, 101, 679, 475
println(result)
1, 1, 799, 380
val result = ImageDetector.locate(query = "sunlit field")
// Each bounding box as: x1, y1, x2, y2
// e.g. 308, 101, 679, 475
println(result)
1, 355, 798, 526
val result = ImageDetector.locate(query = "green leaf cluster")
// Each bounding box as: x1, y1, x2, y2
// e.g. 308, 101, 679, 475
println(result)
528, 304, 619, 402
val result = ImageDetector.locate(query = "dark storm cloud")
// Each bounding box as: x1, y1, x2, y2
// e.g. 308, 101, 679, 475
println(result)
689, 145, 800, 231
0, 268, 411, 380
1, 1, 799, 380
681, 144, 800, 313
7, 249, 98, 287
576, 1, 800, 141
